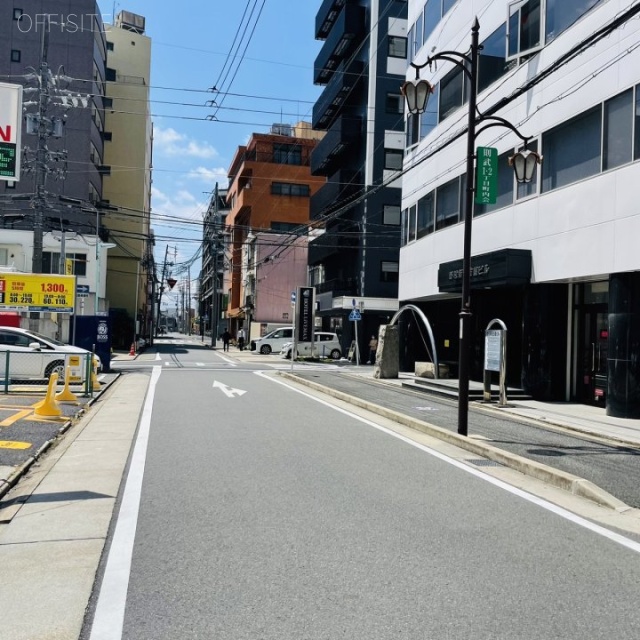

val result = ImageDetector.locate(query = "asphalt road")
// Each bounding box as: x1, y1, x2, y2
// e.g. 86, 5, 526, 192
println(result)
84, 351, 640, 639
290, 371, 640, 509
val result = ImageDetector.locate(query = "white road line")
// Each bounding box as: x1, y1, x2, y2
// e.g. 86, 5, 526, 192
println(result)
89, 365, 162, 640
154, 351, 160, 361
258, 371, 640, 555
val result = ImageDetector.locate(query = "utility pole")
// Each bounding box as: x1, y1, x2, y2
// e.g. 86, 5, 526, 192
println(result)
31, 15, 51, 275
211, 183, 220, 348
155, 245, 170, 337
187, 266, 192, 336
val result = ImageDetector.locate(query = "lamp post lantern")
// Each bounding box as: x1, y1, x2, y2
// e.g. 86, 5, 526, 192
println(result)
402, 18, 540, 436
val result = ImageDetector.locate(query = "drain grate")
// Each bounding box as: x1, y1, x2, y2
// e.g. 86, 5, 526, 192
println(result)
467, 458, 503, 468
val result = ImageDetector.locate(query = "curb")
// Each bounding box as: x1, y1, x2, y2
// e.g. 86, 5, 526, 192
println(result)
278, 371, 631, 513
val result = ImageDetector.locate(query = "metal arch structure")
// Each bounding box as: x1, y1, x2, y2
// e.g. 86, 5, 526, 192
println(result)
389, 304, 440, 379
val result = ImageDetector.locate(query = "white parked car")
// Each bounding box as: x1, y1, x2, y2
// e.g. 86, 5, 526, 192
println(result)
280, 332, 342, 360
0, 326, 100, 381
252, 327, 294, 355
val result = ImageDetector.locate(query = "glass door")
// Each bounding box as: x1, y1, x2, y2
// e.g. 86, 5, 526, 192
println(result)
577, 304, 608, 405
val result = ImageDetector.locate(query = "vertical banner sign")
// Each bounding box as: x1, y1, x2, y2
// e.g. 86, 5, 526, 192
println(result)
476, 146, 498, 205
296, 286, 314, 343
0, 82, 23, 182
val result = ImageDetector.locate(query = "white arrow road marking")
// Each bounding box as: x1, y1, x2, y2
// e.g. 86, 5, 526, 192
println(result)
212, 380, 247, 398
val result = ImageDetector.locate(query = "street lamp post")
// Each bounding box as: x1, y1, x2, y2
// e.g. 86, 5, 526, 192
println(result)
402, 18, 541, 437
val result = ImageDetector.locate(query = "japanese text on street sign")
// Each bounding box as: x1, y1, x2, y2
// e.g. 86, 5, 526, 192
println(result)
0, 274, 76, 313
476, 146, 498, 205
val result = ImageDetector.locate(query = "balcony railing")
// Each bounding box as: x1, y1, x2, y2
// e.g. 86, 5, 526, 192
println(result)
312, 59, 365, 130
310, 116, 362, 176
310, 170, 361, 220
314, 4, 365, 85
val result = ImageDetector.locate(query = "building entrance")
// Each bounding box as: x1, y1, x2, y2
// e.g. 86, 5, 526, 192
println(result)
574, 282, 609, 406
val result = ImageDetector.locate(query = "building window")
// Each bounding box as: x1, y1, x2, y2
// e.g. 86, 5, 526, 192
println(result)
105, 67, 116, 82
388, 36, 407, 59
474, 151, 514, 217
603, 89, 632, 171
420, 84, 439, 140
11, 50, 21, 63
271, 221, 299, 232
271, 182, 310, 197
273, 143, 302, 165
478, 23, 514, 94
414, 11, 424, 53
0, 248, 8, 265
383, 204, 401, 226
381, 261, 399, 283
443, 0, 458, 13
507, 0, 543, 60
13, 8, 23, 20
435, 177, 461, 230
424, 0, 440, 44
542, 106, 601, 193
408, 204, 417, 242
107, 41, 114, 51
406, 113, 420, 147
545, 0, 602, 42
384, 149, 403, 171
439, 66, 465, 122
42, 253, 88, 276
417, 192, 435, 238
386, 93, 403, 114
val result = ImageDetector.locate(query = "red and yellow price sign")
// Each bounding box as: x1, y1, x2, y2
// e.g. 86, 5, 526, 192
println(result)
0, 274, 76, 313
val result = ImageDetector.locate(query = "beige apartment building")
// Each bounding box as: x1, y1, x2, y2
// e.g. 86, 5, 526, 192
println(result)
102, 11, 153, 346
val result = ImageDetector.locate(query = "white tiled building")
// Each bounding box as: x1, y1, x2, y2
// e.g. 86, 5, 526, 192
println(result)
400, 0, 640, 417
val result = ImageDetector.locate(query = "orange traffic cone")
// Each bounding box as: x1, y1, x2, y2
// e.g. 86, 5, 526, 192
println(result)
129, 342, 136, 356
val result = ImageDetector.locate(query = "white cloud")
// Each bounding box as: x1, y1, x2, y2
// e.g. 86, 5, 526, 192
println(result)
154, 126, 218, 159
152, 186, 207, 221
186, 166, 227, 182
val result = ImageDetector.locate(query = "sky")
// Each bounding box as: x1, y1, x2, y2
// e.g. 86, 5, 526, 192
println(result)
104, 0, 324, 311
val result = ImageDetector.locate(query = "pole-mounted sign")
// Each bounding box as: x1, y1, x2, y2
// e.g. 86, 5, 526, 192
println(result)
476, 146, 498, 205
0, 82, 23, 182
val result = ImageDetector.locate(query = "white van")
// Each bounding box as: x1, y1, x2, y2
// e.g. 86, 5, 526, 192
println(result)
280, 332, 342, 360
252, 326, 294, 354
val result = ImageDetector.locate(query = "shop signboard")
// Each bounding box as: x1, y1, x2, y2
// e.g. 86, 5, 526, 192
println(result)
0, 274, 76, 313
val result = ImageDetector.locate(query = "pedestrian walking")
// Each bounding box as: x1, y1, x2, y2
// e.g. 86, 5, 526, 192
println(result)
367, 334, 378, 364
237, 327, 246, 351
222, 329, 231, 352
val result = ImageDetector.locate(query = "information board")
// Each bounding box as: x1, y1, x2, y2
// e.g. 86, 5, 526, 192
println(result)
0, 274, 76, 313
484, 329, 503, 372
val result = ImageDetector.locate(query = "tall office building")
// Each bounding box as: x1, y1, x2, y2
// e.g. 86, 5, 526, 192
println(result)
400, 1, 640, 417
102, 11, 153, 346
309, 0, 408, 358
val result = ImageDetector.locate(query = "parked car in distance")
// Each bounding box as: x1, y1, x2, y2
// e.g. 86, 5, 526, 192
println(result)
251, 327, 293, 354
0, 326, 100, 381
280, 332, 342, 360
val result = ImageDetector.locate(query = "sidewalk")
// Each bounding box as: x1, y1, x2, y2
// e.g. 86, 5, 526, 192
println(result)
0, 373, 150, 640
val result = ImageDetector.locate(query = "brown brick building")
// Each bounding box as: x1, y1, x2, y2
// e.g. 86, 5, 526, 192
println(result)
224, 123, 325, 328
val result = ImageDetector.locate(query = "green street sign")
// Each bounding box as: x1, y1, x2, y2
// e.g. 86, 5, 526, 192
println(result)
476, 146, 498, 205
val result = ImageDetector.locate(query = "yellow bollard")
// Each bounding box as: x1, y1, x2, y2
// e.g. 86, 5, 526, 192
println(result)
34, 373, 63, 418
91, 364, 102, 392
55, 366, 78, 403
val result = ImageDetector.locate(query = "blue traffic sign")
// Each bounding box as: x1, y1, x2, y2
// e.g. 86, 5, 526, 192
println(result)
291, 291, 296, 303
349, 310, 361, 321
